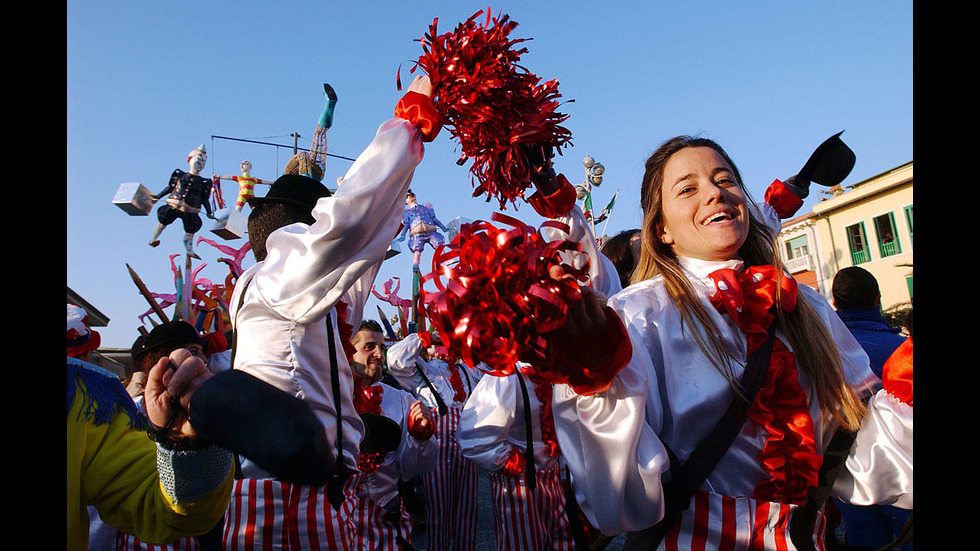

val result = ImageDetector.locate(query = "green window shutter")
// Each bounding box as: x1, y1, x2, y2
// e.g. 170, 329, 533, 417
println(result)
904, 205, 913, 248
846, 222, 871, 264
874, 212, 902, 258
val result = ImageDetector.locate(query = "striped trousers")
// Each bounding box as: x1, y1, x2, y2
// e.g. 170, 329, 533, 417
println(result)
658, 489, 831, 551
347, 494, 415, 551
421, 406, 480, 551
115, 534, 200, 550
221, 475, 361, 550
487, 463, 577, 551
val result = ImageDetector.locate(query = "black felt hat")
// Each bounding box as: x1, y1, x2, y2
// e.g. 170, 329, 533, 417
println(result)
797, 131, 856, 188
248, 173, 332, 213
359, 412, 402, 456
135, 321, 204, 361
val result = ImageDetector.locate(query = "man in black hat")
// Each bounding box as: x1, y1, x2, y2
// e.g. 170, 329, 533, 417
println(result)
217, 75, 443, 548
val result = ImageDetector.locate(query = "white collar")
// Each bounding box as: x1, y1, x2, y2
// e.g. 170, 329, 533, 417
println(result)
677, 256, 744, 280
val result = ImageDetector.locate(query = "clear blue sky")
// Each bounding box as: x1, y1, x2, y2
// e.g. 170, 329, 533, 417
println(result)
67, 1, 913, 348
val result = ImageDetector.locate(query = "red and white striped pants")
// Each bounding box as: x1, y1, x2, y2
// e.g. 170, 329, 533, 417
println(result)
221, 475, 361, 550
115, 534, 199, 550
347, 495, 415, 551
421, 406, 480, 551
487, 462, 577, 551
659, 489, 830, 551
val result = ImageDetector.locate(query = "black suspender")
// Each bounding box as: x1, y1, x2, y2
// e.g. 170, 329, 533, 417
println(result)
231, 276, 349, 509
515, 369, 538, 493
324, 313, 351, 510
416, 362, 449, 416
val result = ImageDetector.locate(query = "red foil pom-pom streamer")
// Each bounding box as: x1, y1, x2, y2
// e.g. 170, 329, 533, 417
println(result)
406, 8, 574, 209
418, 212, 588, 381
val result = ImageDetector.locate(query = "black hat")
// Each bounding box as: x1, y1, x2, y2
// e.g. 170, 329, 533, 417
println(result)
136, 321, 204, 361
797, 131, 856, 188
359, 412, 402, 456
248, 173, 332, 213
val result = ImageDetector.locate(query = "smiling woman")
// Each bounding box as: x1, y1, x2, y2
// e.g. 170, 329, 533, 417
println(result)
544, 135, 910, 550
656, 146, 750, 262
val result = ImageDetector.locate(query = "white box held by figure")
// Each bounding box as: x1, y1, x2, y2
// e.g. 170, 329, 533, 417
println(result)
113, 182, 155, 216
446, 216, 473, 243
211, 208, 247, 240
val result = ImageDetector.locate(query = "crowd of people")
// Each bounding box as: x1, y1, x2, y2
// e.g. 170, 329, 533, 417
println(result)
69, 73, 912, 551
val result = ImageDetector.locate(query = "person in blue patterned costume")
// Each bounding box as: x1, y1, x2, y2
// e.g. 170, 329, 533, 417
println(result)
396, 189, 449, 267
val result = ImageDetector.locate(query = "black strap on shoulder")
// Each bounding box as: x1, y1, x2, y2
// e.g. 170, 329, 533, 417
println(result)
789, 426, 858, 550
416, 362, 448, 416
229, 274, 252, 378
515, 369, 537, 493
562, 466, 594, 551
229, 275, 252, 479
324, 314, 351, 510
459, 363, 473, 397
623, 322, 777, 551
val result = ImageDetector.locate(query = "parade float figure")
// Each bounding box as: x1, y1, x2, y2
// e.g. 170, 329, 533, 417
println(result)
371, 277, 413, 337
148, 144, 215, 258
213, 160, 272, 211
282, 83, 338, 183
396, 189, 449, 268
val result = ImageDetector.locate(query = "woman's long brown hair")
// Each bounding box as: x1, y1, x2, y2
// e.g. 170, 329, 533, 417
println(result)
631, 136, 866, 431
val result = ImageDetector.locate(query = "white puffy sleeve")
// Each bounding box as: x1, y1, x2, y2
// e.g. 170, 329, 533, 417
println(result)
251, 118, 425, 325
385, 333, 454, 410
551, 305, 671, 534
456, 374, 520, 471
384, 387, 439, 481
833, 390, 913, 509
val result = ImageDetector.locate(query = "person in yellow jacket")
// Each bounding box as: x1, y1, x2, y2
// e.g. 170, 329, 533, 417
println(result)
67, 346, 234, 550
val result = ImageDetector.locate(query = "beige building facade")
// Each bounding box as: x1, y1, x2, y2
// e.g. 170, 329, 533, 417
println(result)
777, 161, 913, 314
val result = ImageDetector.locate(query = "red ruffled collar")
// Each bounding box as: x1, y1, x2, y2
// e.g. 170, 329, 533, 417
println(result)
708, 265, 820, 504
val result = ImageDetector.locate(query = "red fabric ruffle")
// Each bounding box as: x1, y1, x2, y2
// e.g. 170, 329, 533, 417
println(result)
747, 339, 821, 504
527, 370, 560, 459
882, 338, 913, 406
708, 265, 797, 354
500, 447, 526, 478
353, 378, 384, 416
708, 265, 819, 504
358, 452, 383, 475
335, 300, 358, 365
447, 364, 467, 403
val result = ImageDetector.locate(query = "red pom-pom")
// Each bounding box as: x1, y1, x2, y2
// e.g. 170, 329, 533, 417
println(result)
418, 212, 587, 380
410, 9, 573, 209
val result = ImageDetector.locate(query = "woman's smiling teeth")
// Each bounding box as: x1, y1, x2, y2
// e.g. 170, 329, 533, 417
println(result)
702, 211, 734, 225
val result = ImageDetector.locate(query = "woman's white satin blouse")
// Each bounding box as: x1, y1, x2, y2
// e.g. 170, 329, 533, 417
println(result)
550, 256, 905, 534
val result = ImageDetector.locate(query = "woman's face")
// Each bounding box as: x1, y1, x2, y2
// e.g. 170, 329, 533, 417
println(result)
657, 146, 749, 261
